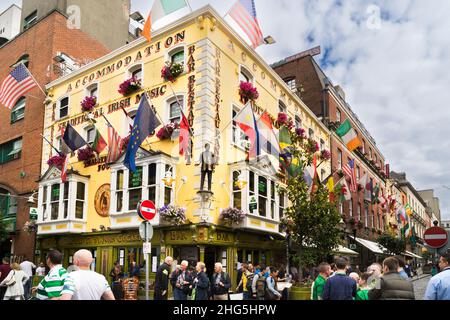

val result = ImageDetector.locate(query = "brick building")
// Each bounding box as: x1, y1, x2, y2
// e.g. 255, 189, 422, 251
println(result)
0, 10, 109, 262
273, 50, 390, 266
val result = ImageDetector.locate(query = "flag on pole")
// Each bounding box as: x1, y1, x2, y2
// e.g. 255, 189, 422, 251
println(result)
372, 184, 380, 204
405, 203, 413, 217
142, 0, 189, 42
106, 123, 124, 164
0, 63, 38, 109
228, 0, 265, 48
335, 178, 351, 202
233, 102, 260, 160
257, 112, 280, 158
358, 172, 368, 191
92, 129, 107, 154
124, 95, 161, 173
335, 119, 362, 152
326, 177, 335, 202
364, 179, 373, 202
61, 155, 69, 183
179, 112, 191, 163
342, 159, 357, 192
63, 124, 88, 152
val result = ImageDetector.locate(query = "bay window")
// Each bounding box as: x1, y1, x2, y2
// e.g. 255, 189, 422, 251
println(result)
232, 171, 242, 210
258, 176, 267, 217
128, 166, 143, 211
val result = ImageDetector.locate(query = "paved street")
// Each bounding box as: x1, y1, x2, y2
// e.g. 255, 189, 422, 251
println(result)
413, 275, 431, 300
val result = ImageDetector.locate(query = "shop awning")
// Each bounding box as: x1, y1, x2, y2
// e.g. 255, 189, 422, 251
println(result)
403, 251, 423, 259
332, 245, 359, 256
350, 236, 387, 255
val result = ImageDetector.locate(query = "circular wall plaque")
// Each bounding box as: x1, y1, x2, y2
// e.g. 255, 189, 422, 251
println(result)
94, 184, 110, 217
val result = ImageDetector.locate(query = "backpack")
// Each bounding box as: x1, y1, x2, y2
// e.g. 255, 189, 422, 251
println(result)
256, 275, 266, 298
245, 273, 254, 293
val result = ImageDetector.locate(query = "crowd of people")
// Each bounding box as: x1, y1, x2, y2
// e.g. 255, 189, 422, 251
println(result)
311, 252, 450, 300
1, 249, 449, 301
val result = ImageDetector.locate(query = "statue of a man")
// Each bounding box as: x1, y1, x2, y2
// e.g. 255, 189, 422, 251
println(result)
195, 143, 215, 192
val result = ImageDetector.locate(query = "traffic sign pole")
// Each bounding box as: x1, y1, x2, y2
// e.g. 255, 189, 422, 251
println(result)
145, 221, 150, 301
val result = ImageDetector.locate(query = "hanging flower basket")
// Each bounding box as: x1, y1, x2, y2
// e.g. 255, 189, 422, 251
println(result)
77, 146, 95, 162
220, 208, 246, 226
320, 149, 331, 161
357, 221, 364, 229
118, 77, 141, 96
156, 123, 179, 140
23, 220, 38, 233
80, 96, 97, 113
280, 216, 295, 233
295, 127, 306, 139
159, 205, 186, 226
47, 155, 66, 169
239, 81, 259, 104
161, 62, 184, 83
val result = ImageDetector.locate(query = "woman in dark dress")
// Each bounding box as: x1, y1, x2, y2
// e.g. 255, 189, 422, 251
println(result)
110, 261, 124, 300
193, 262, 210, 300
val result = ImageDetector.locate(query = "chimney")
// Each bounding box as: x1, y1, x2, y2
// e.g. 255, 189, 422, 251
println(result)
334, 85, 346, 101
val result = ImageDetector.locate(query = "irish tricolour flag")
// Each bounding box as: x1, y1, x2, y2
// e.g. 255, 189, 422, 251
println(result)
142, 0, 190, 42
335, 119, 362, 152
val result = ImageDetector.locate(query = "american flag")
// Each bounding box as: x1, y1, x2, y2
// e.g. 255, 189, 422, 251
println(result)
0, 63, 37, 109
342, 159, 357, 192
229, 0, 264, 48
106, 123, 123, 164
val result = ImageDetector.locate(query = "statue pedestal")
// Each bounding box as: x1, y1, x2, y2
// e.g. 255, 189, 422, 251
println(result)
196, 191, 214, 223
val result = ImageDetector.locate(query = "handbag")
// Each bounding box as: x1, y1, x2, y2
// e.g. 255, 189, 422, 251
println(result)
6, 271, 16, 287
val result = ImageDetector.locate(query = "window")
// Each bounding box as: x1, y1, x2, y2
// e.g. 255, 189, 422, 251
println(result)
356, 166, 360, 181
42, 186, 48, 221
116, 170, 124, 212
0, 188, 16, 217
239, 67, 253, 84
279, 101, 287, 114
128, 166, 143, 211
337, 149, 343, 169
75, 182, 86, 219
320, 139, 325, 151
63, 182, 69, 219
11, 97, 26, 123
270, 181, 276, 220
148, 164, 157, 204
85, 127, 95, 145
369, 148, 373, 160
284, 78, 297, 92
163, 165, 173, 205
336, 108, 341, 123
258, 176, 267, 217
59, 97, 69, 119
86, 83, 98, 99
362, 140, 366, 154
50, 184, 60, 220
364, 206, 369, 227
168, 97, 183, 124
171, 50, 185, 65
16, 54, 30, 68
232, 171, 242, 210
321, 169, 326, 182
0, 138, 22, 164
309, 128, 314, 139
24, 11, 37, 30
295, 116, 302, 129
371, 210, 375, 228
129, 64, 143, 82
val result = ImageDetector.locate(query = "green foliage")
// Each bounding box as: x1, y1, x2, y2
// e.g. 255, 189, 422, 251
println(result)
0, 219, 9, 242
377, 233, 406, 255
280, 121, 341, 276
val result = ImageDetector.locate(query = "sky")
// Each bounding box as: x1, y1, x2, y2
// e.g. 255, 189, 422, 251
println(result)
2, 1, 449, 220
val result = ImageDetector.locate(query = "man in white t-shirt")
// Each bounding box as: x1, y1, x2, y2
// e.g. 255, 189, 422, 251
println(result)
60, 249, 115, 300
20, 259, 36, 300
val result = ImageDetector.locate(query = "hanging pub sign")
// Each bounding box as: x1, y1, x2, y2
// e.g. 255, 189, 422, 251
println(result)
249, 196, 257, 213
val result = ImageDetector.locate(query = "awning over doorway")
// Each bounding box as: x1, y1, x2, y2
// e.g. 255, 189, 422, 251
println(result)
350, 236, 387, 255
332, 245, 359, 257
403, 251, 423, 259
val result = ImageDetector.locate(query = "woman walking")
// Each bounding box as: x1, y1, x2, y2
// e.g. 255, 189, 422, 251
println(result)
0, 263, 29, 300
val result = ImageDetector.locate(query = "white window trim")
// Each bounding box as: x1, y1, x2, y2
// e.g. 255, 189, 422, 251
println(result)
165, 93, 186, 124
37, 175, 89, 224
110, 154, 175, 216
165, 45, 186, 67
238, 65, 254, 84
85, 82, 99, 100
57, 95, 70, 120
231, 103, 249, 152
127, 62, 144, 84
279, 100, 287, 114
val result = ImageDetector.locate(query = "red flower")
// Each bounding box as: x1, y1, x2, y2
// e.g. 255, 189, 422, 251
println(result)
118, 77, 141, 96
239, 81, 259, 102
80, 96, 97, 112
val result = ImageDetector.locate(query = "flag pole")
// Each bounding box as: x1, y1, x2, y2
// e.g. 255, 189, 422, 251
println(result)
167, 83, 195, 136
21, 63, 46, 96
40, 134, 63, 156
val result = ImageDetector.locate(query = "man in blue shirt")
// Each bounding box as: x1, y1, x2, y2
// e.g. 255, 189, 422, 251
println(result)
323, 257, 357, 300
424, 253, 450, 300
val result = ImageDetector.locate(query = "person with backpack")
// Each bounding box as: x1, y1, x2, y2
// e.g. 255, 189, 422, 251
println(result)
252, 267, 266, 300
211, 262, 231, 300
265, 267, 282, 300
243, 264, 254, 300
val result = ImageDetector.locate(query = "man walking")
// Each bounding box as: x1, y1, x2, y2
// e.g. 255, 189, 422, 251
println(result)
211, 262, 231, 300
171, 260, 192, 301
60, 250, 114, 300
368, 257, 415, 300
322, 257, 357, 300
0, 257, 11, 300
34, 250, 68, 300
154, 256, 173, 300
312, 263, 331, 300
424, 253, 450, 300
20, 259, 36, 300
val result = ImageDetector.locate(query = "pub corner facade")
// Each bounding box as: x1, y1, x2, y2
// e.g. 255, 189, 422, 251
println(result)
36, 6, 331, 289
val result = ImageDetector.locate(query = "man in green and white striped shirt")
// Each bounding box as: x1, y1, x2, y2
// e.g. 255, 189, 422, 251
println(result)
34, 250, 68, 300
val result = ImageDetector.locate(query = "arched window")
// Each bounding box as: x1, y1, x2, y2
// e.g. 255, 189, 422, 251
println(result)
11, 97, 26, 123
167, 96, 184, 124
16, 54, 30, 68
239, 66, 253, 84
85, 83, 98, 99
128, 64, 143, 82
279, 101, 287, 113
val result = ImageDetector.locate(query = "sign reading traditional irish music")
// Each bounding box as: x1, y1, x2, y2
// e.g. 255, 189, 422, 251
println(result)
137, 200, 156, 222
424, 227, 448, 249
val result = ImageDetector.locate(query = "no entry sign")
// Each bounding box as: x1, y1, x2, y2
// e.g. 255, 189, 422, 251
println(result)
137, 200, 156, 221
424, 227, 448, 249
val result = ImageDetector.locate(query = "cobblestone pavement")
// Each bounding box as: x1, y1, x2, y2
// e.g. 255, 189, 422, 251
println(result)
413, 275, 431, 300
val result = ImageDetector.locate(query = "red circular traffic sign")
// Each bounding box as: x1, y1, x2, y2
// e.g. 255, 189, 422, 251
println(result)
137, 200, 156, 221
424, 227, 448, 249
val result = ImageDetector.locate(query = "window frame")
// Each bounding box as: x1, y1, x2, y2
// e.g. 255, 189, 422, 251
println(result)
0, 137, 22, 164
23, 10, 37, 31
166, 95, 185, 125
11, 97, 26, 123
85, 83, 99, 100
58, 96, 70, 120
238, 65, 254, 84
127, 63, 144, 83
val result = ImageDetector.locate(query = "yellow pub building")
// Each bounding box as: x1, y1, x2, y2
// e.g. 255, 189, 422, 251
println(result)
36, 6, 331, 289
